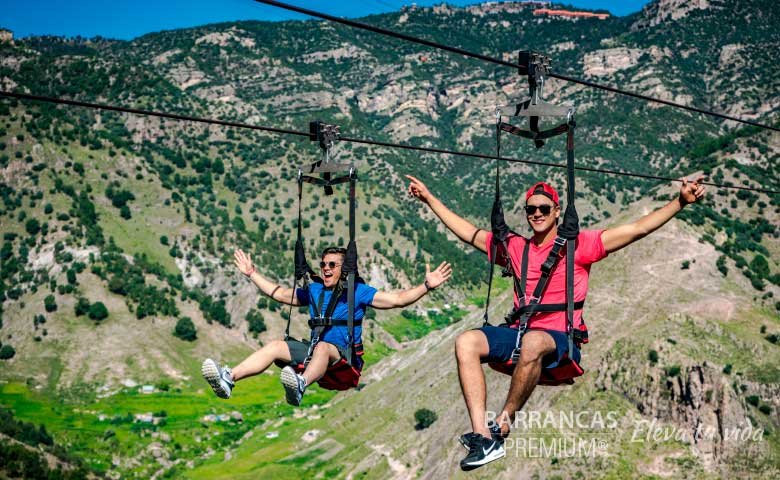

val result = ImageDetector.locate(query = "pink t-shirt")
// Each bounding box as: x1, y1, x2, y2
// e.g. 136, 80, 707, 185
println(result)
486, 230, 608, 333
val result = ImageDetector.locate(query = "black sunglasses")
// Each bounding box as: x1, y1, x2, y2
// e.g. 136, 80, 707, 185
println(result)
319, 261, 342, 269
524, 204, 553, 216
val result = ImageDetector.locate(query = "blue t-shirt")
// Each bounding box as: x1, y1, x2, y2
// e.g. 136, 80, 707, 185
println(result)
296, 282, 377, 349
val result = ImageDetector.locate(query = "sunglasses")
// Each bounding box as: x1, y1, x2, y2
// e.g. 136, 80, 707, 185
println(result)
319, 261, 342, 269
524, 204, 554, 216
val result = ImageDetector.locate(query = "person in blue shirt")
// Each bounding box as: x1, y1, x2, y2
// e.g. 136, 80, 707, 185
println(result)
202, 246, 452, 406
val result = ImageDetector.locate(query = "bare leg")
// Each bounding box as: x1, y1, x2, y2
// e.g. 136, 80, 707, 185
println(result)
455, 330, 491, 438
301, 342, 340, 386
498, 331, 556, 436
231, 340, 291, 382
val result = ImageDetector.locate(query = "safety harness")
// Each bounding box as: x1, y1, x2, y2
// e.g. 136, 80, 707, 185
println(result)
283, 121, 363, 391
484, 52, 586, 386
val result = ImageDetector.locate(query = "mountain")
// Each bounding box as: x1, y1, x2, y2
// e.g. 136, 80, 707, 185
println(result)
0, 0, 778, 478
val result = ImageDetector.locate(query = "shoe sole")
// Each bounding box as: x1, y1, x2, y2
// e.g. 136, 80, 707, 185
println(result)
460, 447, 506, 471
280, 366, 302, 406
201, 359, 230, 399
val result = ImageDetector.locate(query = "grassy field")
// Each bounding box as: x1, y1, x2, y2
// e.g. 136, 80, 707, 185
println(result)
0, 370, 337, 477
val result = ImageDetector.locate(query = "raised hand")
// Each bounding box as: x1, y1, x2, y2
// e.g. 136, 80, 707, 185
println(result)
679, 176, 706, 206
425, 261, 453, 290
406, 174, 434, 205
233, 249, 255, 277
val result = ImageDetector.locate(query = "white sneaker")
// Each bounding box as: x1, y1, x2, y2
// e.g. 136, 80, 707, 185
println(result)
280, 366, 307, 406
201, 358, 234, 399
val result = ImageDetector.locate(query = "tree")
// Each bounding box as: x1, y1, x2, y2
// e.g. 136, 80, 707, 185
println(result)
648, 350, 659, 364
107, 275, 127, 295
414, 408, 437, 430
173, 317, 197, 341
74, 297, 90, 317
25, 218, 40, 235
44, 295, 57, 313
88, 302, 109, 321
246, 310, 267, 337
750, 254, 770, 279
0, 345, 15, 360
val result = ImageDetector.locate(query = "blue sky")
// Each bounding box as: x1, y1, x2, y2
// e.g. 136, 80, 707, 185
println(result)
0, 0, 651, 40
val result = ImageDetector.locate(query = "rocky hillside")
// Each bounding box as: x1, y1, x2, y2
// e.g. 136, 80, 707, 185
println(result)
0, 0, 778, 478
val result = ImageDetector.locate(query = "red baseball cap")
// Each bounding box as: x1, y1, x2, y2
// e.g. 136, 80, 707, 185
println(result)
525, 182, 559, 205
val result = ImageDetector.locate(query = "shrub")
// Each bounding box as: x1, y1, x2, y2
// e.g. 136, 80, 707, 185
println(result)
0, 344, 15, 360
173, 317, 197, 341
107, 275, 127, 295
414, 408, 437, 430
648, 350, 659, 364
722, 364, 732, 375
74, 297, 90, 316
25, 218, 40, 235
746, 395, 760, 407
44, 295, 57, 312
665, 365, 681, 378
246, 310, 266, 336
758, 404, 772, 415
88, 302, 109, 321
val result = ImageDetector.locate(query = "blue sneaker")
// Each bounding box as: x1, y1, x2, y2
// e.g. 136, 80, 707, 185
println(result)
201, 358, 234, 399
280, 366, 307, 406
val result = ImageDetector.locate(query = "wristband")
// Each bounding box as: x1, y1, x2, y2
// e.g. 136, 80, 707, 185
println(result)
424, 280, 435, 292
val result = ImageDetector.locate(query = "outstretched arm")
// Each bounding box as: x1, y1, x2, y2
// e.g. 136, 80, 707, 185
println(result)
234, 249, 301, 306
371, 261, 452, 309
601, 177, 706, 254
406, 175, 489, 253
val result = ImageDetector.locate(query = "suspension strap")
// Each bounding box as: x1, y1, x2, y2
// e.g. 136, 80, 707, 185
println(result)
344, 170, 359, 365
483, 116, 504, 326
562, 121, 579, 355
286, 171, 316, 339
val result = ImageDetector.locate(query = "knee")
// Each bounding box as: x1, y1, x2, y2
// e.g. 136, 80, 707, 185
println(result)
455, 331, 482, 359
312, 341, 335, 358
266, 339, 289, 356
518, 346, 544, 366
518, 334, 550, 366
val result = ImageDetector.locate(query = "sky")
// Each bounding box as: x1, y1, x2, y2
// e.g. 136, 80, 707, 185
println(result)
0, 0, 651, 40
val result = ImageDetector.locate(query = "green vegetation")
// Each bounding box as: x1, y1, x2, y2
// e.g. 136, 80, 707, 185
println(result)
88, 301, 109, 322
0, 344, 15, 360
414, 408, 438, 430
246, 310, 267, 337
647, 349, 659, 365
174, 317, 197, 341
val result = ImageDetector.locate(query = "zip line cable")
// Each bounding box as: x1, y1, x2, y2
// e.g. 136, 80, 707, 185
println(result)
2, 90, 777, 195
252, 0, 780, 134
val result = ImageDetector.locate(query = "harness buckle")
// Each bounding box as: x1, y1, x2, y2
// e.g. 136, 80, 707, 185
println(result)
510, 347, 521, 364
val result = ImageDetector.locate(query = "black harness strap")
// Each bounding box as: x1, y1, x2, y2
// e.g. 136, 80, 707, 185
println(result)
344, 171, 358, 364
483, 116, 505, 326
286, 172, 317, 340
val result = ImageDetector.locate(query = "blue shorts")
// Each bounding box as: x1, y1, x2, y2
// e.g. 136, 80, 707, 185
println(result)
476, 325, 581, 369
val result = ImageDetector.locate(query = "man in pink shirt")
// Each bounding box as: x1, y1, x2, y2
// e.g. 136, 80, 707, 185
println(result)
406, 175, 705, 470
